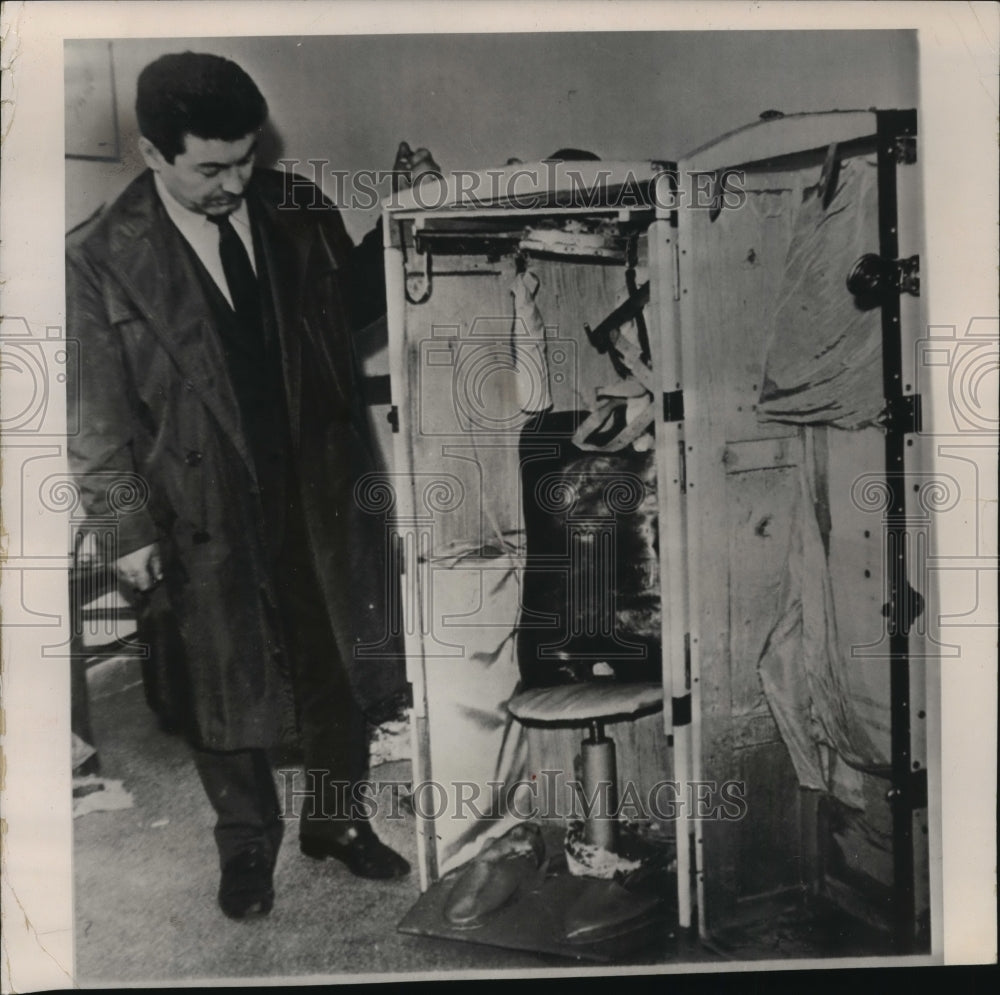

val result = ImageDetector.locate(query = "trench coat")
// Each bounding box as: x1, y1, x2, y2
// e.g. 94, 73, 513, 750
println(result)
66, 168, 405, 750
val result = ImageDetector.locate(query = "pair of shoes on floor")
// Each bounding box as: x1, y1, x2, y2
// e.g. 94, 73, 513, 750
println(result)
300, 821, 410, 880
218, 847, 275, 920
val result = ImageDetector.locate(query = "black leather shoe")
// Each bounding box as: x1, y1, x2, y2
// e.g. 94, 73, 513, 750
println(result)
300, 822, 410, 880
218, 848, 275, 919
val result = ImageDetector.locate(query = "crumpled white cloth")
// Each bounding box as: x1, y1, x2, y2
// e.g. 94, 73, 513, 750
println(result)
509, 270, 552, 414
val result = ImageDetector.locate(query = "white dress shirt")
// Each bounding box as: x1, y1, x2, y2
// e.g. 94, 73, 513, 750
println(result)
154, 173, 257, 309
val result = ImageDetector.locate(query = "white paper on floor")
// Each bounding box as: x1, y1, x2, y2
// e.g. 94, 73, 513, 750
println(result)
369, 711, 412, 767
73, 775, 134, 818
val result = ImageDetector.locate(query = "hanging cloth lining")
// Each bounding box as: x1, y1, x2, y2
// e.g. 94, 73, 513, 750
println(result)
757, 428, 888, 809
757, 154, 884, 430
508, 264, 656, 453
510, 269, 553, 414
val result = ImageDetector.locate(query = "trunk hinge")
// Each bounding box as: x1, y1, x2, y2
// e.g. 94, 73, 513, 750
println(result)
662, 392, 688, 494
880, 393, 923, 435
671, 693, 692, 727
662, 389, 685, 423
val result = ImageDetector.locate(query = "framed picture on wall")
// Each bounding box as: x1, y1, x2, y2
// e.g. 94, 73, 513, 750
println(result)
65, 39, 120, 161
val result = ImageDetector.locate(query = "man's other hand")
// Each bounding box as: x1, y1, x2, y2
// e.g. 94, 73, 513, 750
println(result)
115, 542, 163, 593
392, 141, 441, 193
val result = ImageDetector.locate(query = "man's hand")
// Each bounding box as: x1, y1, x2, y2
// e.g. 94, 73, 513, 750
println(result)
115, 542, 163, 594
392, 141, 441, 193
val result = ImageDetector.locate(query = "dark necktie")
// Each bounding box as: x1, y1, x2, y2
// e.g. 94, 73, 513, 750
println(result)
208, 212, 260, 331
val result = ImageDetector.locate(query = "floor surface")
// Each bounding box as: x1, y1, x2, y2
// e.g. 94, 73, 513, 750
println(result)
73, 660, 898, 985
73, 666, 694, 984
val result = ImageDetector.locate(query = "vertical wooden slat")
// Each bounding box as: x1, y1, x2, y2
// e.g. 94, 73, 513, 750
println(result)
675, 167, 711, 935
385, 239, 435, 889
648, 196, 695, 928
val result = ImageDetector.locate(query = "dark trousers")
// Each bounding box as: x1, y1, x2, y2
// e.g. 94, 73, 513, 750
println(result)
192, 510, 368, 868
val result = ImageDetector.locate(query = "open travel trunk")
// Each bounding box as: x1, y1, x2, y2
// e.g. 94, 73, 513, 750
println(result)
375, 111, 932, 962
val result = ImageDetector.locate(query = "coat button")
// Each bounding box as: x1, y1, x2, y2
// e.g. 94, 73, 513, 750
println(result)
185, 450, 203, 466
193, 530, 211, 544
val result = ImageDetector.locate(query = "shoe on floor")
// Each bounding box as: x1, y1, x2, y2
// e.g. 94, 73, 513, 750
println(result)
218, 848, 275, 919
300, 821, 410, 880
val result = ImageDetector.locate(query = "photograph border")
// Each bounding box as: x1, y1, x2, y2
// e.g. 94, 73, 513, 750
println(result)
2, 2, 997, 989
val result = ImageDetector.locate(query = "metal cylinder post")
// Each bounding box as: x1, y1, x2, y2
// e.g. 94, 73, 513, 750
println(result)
581, 734, 618, 851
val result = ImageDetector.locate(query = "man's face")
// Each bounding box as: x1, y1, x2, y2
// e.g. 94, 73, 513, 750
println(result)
140, 132, 257, 216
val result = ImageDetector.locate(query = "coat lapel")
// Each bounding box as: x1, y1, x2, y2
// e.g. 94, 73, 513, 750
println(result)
105, 173, 257, 477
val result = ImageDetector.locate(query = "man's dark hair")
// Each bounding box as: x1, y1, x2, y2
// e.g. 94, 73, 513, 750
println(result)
136, 52, 268, 163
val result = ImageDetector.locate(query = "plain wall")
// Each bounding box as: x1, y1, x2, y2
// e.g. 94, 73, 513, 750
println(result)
66, 31, 919, 239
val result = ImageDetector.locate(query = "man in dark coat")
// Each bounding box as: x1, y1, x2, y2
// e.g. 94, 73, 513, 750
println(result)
67, 51, 412, 919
